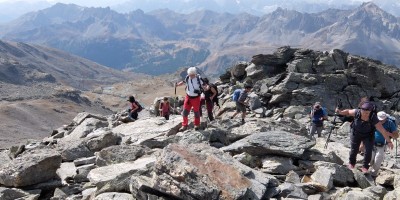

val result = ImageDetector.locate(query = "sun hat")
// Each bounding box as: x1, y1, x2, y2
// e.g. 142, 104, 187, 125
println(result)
377, 111, 388, 120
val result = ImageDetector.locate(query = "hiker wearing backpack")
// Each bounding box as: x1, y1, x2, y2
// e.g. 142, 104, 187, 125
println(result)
335, 101, 394, 173
370, 111, 399, 176
309, 102, 328, 138
159, 97, 173, 120
200, 78, 218, 121
230, 84, 253, 124
176, 67, 204, 131
127, 96, 142, 120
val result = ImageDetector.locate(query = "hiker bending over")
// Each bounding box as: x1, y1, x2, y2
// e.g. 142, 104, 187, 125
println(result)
370, 111, 399, 176
127, 96, 139, 120
336, 101, 394, 173
200, 78, 217, 121
309, 102, 328, 138
176, 67, 204, 131
159, 97, 173, 120
230, 84, 252, 124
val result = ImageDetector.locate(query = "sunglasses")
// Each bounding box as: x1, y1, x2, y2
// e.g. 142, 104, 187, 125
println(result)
361, 108, 371, 111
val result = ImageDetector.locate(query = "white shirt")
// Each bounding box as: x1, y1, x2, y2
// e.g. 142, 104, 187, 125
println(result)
185, 76, 203, 97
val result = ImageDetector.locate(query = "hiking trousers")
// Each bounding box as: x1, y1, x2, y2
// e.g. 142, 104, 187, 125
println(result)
182, 95, 201, 127
370, 145, 386, 176
349, 132, 374, 169
310, 123, 323, 137
200, 98, 214, 121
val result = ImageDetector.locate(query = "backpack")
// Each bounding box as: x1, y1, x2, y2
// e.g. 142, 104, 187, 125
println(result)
374, 117, 396, 145
232, 89, 242, 102
135, 101, 143, 112
185, 74, 203, 93
209, 83, 220, 107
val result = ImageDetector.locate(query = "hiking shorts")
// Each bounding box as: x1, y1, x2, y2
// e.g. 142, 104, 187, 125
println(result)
236, 102, 246, 113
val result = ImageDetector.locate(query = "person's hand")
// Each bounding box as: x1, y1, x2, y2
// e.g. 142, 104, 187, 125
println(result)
387, 141, 394, 150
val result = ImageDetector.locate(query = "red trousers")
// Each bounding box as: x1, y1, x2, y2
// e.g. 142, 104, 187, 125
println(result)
182, 95, 201, 126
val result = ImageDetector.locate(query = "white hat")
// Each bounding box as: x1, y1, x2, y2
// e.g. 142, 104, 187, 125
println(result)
187, 67, 197, 75
377, 111, 388, 121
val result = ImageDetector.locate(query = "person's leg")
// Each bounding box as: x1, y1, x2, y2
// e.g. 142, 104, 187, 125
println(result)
165, 114, 170, 120
191, 97, 201, 126
371, 146, 385, 176
349, 132, 362, 166
199, 98, 205, 117
310, 123, 317, 136
316, 126, 323, 137
130, 112, 138, 120
206, 100, 214, 121
182, 96, 191, 127
231, 102, 241, 119
362, 136, 374, 169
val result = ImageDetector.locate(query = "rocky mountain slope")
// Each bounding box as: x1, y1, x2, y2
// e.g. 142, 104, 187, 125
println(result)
0, 2, 399, 76
0, 40, 141, 149
1, 47, 400, 199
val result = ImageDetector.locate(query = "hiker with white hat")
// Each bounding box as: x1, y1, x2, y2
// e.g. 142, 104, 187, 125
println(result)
370, 111, 399, 176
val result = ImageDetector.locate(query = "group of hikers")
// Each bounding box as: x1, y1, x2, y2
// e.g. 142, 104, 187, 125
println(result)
127, 67, 399, 177
175, 67, 252, 131
126, 67, 252, 130
310, 98, 399, 176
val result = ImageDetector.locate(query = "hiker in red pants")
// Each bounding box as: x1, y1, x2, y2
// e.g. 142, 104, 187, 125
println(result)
176, 67, 204, 131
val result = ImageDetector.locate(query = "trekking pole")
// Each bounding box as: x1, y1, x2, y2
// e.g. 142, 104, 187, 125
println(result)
325, 99, 342, 149
173, 82, 177, 122
309, 106, 314, 137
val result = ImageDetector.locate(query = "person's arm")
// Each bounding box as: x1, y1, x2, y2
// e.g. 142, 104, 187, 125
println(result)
210, 86, 217, 100
131, 102, 139, 112
176, 81, 185, 86
335, 108, 356, 117
322, 108, 328, 120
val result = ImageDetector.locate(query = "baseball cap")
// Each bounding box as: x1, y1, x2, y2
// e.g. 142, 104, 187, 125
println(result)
377, 111, 388, 121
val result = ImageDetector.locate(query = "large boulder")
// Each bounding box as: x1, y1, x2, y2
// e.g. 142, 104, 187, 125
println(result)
0, 148, 62, 187
221, 131, 315, 158
131, 143, 279, 200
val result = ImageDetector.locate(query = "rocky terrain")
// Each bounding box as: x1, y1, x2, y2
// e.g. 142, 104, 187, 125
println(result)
0, 40, 142, 149
0, 47, 400, 199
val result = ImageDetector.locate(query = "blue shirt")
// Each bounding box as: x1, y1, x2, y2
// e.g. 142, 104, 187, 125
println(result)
374, 119, 397, 144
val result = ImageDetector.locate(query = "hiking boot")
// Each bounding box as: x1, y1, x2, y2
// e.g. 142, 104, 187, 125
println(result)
361, 167, 369, 174
194, 125, 200, 131
179, 126, 188, 132
348, 164, 355, 170
230, 116, 234, 119
241, 119, 245, 125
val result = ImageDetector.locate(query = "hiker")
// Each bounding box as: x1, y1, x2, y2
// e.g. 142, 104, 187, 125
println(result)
309, 102, 328, 137
176, 67, 204, 131
370, 111, 399, 176
127, 96, 140, 120
200, 78, 218, 121
159, 97, 172, 120
230, 84, 253, 124
335, 101, 394, 173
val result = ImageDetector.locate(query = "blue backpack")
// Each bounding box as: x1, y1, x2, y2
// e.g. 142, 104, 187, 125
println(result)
232, 89, 242, 102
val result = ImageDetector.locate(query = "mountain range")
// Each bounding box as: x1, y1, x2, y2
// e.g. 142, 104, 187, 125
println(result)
0, 39, 139, 148
0, 2, 399, 75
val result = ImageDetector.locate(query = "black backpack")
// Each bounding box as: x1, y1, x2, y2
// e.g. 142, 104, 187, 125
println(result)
209, 83, 220, 107
135, 101, 143, 112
